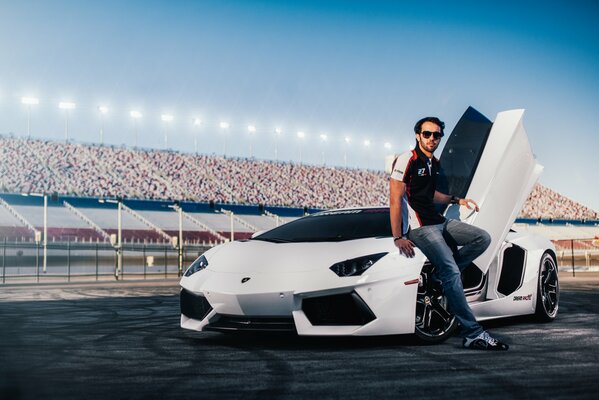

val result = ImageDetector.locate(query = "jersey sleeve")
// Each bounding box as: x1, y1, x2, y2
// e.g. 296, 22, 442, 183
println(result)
390, 151, 412, 182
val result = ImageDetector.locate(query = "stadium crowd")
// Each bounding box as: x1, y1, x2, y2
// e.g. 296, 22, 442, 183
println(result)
1, 135, 597, 220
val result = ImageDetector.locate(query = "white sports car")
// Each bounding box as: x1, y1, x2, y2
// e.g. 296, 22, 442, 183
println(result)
180, 107, 559, 343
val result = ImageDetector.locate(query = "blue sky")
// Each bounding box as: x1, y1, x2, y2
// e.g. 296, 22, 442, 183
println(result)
1, 0, 598, 210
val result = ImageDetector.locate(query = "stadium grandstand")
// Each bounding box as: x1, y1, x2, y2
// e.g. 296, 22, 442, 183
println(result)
0, 134, 598, 272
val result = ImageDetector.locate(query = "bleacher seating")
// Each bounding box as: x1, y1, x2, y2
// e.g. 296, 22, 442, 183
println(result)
0, 135, 598, 244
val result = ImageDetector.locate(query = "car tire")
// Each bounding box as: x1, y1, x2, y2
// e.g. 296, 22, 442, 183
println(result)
414, 264, 458, 343
534, 252, 559, 322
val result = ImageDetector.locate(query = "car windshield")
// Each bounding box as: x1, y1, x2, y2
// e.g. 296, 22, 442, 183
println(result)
253, 208, 392, 243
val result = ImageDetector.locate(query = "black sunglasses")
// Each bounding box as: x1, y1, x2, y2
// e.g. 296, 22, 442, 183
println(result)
420, 130, 444, 140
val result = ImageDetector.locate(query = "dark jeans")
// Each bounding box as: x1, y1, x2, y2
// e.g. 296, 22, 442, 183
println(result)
408, 219, 491, 338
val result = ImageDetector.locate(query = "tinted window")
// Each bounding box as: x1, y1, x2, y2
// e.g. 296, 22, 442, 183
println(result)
253, 208, 392, 243
438, 106, 493, 198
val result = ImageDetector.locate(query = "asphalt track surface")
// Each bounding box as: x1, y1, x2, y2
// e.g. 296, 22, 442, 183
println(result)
1, 274, 598, 400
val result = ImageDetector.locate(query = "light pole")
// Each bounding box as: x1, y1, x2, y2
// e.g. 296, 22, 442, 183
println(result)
58, 101, 76, 141
21, 96, 39, 136
274, 127, 282, 160
319, 134, 328, 165
130, 110, 142, 147
297, 131, 305, 163
344, 136, 351, 168
42, 194, 47, 273
219, 121, 229, 156
168, 201, 184, 276
99, 197, 122, 279
23, 192, 47, 273
98, 106, 108, 144
161, 114, 173, 149
193, 118, 202, 153
363, 139, 371, 169
247, 125, 256, 158
117, 198, 122, 279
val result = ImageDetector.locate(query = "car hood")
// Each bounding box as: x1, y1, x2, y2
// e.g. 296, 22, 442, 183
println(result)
205, 238, 394, 274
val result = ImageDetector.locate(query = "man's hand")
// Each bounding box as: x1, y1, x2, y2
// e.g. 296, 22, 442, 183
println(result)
395, 238, 416, 258
459, 198, 480, 212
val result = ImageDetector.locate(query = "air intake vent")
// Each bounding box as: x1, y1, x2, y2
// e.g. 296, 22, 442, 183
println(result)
302, 292, 376, 326
180, 289, 213, 321
498, 244, 526, 295
206, 315, 296, 332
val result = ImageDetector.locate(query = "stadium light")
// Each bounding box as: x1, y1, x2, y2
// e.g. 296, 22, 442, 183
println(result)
297, 131, 305, 163
193, 118, 202, 153
21, 96, 39, 136
384, 142, 392, 150
319, 134, 328, 165
220, 121, 229, 156
363, 139, 371, 170
343, 136, 351, 168
274, 127, 282, 160
21, 96, 39, 105
130, 110, 142, 147
161, 114, 173, 149
98, 106, 108, 144
58, 101, 76, 141
248, 125, 256, 158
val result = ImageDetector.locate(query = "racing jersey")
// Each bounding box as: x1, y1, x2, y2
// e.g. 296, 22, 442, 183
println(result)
390, 145, 446, 234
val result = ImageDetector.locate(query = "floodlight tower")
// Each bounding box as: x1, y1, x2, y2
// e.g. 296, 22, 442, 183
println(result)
58, 101, 76, 141
363, 139, 371, 169
130, 110, 142, 147
193, 118, 202, 153
21, 97, 39, 136
343, 136, 351, 168
297, 131, 305, 164
319, 134, 328, 165
161, 114, 173, 149
219, 121, 230, 156
247, 125, 256, 158
98, 106, 108, 144
274, 127, 282, 160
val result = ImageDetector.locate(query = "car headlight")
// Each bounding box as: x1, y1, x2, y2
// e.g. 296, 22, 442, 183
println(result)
184, 255, 209, 277
329, 252, 388, 277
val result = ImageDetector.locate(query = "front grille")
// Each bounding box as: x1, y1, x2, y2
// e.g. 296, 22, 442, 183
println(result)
206, 315, 296, 332
302, 291, 376, 326
180, 289, 213, 321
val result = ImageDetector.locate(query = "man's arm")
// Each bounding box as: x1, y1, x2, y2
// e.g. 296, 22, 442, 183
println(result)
390, 178, 415, 258
433, 191, 480, 211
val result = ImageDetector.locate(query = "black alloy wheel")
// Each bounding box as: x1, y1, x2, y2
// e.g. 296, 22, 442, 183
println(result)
535, 252, 559, 322
414, 263, 458, 343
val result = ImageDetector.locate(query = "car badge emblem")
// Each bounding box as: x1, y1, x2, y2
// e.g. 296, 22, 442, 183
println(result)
241, 277, 251, 283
